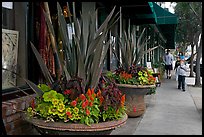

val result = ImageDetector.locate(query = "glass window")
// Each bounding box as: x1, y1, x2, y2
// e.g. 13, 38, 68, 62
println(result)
2, 2, 28, 92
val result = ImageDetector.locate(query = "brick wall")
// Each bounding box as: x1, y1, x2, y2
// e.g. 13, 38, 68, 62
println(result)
2, 94, 40, 135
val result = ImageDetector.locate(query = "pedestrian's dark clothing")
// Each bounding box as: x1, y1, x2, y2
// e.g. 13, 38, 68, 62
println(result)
174, 60, 180, 70
178, 75, 186, 91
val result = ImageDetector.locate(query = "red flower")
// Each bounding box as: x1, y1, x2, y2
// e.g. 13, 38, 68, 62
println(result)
79, 94, 86, 101
89, 102, 93, 107
86, 108, 90, 116
70, 100, 77, 107
66, 111, 72, 118
133, 106, 136, 112
64, 89, 72, 95
82, 99, 89, 109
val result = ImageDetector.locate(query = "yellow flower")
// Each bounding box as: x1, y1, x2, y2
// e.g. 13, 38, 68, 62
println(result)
73, 107, 79, 114
52, 98, 59, 107
57, 103, 65, 112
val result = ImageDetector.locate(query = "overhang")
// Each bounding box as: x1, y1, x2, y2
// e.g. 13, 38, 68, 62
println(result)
152, 2, 178, 49
96, 2, 178, 49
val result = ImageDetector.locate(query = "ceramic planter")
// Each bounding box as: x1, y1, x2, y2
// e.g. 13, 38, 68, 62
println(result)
116, 84, 155, 117
24, 113, 127, 135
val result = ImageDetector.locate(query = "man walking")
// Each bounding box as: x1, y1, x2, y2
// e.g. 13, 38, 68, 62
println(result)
164, 49, 174, 79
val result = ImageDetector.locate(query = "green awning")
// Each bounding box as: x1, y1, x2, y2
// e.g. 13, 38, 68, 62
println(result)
96, 2, 178, 49
151, 2, 178, 49
152, 2, 178, 24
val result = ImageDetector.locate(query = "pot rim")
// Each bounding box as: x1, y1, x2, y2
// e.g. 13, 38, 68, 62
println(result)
24, 113, 128, 132
116, 84, 156, 89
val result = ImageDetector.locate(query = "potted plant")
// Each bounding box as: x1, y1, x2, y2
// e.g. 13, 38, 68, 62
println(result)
106, 27, 157, 117
4, 2, 127, 135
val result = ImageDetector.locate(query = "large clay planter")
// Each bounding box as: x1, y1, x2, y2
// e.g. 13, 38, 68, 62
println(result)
116, 84, 155, 117
24, 113, 127, 135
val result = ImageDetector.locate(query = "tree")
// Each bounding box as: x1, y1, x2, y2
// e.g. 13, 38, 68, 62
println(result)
188, 2, 202, 87
174, 2, 202, 87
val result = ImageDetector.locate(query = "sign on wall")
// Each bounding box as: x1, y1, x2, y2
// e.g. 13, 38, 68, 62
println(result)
2, 29, 19, 89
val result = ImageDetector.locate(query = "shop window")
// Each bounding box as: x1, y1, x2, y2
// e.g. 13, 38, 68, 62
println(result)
2, 2, 32, 99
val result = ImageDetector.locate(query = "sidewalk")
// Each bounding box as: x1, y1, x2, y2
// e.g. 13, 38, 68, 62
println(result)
111, 71, 202, 135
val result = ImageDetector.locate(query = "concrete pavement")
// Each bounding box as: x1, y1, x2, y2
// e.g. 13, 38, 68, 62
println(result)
111, 71, 202, 135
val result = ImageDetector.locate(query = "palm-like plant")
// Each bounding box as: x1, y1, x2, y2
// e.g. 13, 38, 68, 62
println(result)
114, 27, 159, 72
107, 26, 158, 86
2, 3, 127, 127
19, 2, 126, 126
30, 2, 119, 95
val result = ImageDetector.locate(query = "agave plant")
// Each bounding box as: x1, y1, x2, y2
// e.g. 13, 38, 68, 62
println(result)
106, 26, 158, 86
113, 26, 159, 72
2, 3, 127, 127
29, 2, 120, 96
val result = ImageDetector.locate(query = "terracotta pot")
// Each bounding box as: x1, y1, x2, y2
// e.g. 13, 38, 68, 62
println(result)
116, 84, 155, 117
24, 113, 128, 135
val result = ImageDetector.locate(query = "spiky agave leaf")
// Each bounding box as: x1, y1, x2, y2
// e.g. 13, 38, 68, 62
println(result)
57, 2, 118, 91
30, 42, 54, 85
35, 2, 119, 93
43, 3, 63, 80
57, 2, 76, 78
116, 26, 158, 71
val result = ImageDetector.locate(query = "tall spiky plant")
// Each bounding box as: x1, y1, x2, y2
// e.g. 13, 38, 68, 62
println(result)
30, 2, 119, 95
113, 26, 158, 72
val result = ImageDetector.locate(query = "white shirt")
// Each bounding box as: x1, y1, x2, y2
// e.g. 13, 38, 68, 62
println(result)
164, 53, 173, 65
177, 63, 188, 76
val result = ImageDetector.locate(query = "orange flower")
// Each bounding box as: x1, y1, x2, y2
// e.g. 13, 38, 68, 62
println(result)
87, 88, 92, 97
120, 94, 125, 107
120, 71, 132, 80
90, 96, 94, 101
96, 90, 102, 97
99, 96, 104, 105
87, 88, 96, 98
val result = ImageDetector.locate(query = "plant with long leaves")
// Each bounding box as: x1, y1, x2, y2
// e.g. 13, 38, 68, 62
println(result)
30, 2, 119, 96
113, 27, 159, 72
107, 26, 158, 86
2, 3, 126, 126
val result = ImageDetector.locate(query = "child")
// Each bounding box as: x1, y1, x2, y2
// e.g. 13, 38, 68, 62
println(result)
177, 59, 188, 91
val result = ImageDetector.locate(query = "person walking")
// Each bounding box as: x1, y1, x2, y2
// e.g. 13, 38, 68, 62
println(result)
177, 59, 188, 91
174, 56, 180, 81
164, 49, 174, 79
